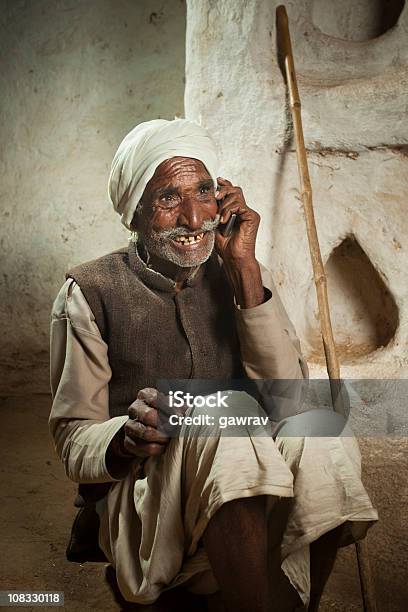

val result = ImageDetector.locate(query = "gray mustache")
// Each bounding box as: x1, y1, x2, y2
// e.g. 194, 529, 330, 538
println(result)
155, 214, 221, 240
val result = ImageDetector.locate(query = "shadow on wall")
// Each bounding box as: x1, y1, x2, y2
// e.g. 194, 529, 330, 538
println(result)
306, 235, 399, 364
312, 0, 405, 41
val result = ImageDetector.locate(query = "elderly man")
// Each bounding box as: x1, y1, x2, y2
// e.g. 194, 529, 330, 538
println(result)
49, 118, 377, 611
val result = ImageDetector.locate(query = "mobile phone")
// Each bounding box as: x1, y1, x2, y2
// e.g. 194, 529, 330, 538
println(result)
221, 213, 237, 237
216, 185, 237, 237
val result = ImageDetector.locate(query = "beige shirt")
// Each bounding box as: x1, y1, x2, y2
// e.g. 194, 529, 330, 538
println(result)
49, 262, 379, 606
49, 262, 308, 481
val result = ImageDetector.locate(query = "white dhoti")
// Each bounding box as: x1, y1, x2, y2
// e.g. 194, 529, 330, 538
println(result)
98, 391, 378, 606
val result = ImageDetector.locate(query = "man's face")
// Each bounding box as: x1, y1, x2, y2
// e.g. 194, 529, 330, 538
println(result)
133, 157, 220, 268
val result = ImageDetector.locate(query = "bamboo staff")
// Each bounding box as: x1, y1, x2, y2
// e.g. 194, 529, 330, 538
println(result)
275, 6, 377, 612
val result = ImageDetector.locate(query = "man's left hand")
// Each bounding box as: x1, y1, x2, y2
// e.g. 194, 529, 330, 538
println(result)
214, 177, 260, 266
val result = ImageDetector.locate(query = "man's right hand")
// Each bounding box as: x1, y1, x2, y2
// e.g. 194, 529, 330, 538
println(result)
123, 387, 170, 457
106, 388, 173, 478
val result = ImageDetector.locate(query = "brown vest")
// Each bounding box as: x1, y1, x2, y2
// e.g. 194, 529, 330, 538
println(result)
66, 240, 246, 419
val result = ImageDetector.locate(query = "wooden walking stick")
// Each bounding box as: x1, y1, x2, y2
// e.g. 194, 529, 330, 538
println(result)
275, 6, 377, 612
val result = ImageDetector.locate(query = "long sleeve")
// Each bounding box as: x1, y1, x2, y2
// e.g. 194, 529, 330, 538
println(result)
234, 263, 309, 420
49, 279, 129, 483
235, 262, 308, 380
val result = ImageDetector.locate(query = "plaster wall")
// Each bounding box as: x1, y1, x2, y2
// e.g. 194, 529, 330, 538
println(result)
185, 0, 408, 609
185, 0, 408, 378
1, 0, 407, 606
0, 0, 186, 394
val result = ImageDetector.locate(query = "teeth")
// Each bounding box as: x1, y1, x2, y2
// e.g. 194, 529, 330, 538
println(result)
174, 233, 205, 244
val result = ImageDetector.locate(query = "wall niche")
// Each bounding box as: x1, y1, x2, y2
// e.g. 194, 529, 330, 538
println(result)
306, 235, 399, 364
312, 0, 405, 41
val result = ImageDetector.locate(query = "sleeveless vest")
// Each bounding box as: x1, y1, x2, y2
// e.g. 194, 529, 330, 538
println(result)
66, 240, 245, 420
65, 240, 251, 546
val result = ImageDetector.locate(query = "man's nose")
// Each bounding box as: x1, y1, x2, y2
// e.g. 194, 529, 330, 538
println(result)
177, 197, 207, 231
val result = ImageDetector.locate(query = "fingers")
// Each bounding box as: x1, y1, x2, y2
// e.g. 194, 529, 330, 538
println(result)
216, 177, 233, 186
126, 388, 180, 459
215, 177, 238, 202
214, 177, 261, 262
127, 388, 171, 458
218, 195, 260, 228
137, 387, 158, 407
128, 398, 159, 427
125, 418, 169, 445
122, 435, 167, 457
122, 417, 170, 458
218, 195, 249, 223
216, 183, 243, 203
215, 178, 250, 223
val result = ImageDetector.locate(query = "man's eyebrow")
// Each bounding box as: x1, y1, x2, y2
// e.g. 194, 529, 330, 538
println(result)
153, 179, 214, 197
154, 186, 178, 197
198, 179, 214, 189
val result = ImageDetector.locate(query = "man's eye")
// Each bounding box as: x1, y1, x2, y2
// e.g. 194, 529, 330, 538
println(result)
157, 194, 179, 209
199, 185, 211, 194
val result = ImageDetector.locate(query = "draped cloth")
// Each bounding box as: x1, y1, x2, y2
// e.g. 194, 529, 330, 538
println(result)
108, 118, 219, 229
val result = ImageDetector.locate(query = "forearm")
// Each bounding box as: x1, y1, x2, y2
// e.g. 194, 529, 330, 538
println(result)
50, 280, 135, 483
223, 258, 265, 309
55, 415, 130, 483
234, 263, 308, 418
105, 423, 142, 480
235, 262, 308, 380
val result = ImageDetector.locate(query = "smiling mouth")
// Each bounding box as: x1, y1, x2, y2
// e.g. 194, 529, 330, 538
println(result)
172, 232, 206, 246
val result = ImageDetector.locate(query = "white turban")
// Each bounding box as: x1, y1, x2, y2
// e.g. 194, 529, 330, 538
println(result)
108, 118, 219, 229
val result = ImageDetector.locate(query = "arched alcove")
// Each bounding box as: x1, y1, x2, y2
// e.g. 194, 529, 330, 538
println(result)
306, 236, 399, 364
312, 0, 405, 41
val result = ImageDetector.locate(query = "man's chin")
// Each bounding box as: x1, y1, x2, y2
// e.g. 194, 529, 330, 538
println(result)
165, 241, 214, 267
147, 232, 215, 268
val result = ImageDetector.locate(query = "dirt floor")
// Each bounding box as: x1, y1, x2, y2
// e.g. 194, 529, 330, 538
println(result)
0, 394, 406, 611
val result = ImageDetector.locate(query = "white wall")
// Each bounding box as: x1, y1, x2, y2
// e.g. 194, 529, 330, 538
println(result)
185, 1, 408, 608
185, 0, 408, 379
0, 0, 186, 394
1, 0, 407, 606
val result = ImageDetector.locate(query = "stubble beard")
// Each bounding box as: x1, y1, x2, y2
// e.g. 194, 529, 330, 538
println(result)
141, 215, 220, 268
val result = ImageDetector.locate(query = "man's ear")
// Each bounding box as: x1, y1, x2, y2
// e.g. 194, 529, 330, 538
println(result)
130, 203, 142, 232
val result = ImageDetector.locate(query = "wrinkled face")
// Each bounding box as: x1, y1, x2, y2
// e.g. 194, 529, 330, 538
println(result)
133, 157, 220, 268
